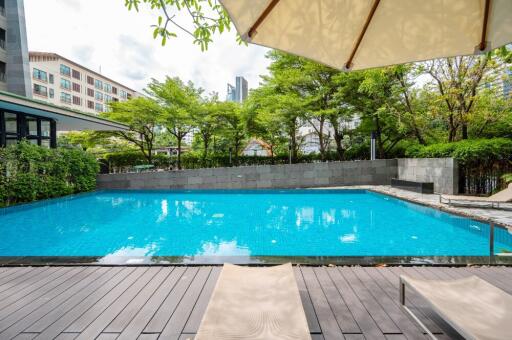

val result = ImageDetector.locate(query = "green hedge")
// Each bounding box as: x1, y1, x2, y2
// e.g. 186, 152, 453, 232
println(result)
405, 138, 512, 165
0, 142, 99, 207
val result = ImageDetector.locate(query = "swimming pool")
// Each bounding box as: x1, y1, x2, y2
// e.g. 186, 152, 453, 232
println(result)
0, 189, 510, 264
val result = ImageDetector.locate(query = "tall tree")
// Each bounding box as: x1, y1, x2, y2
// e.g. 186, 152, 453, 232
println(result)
214, 101, 245, 163
423, 54, 494, 141
146, 77, 201, 169
104, 97, 162, 163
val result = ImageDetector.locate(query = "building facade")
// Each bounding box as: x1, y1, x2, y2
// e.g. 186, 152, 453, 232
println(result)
226, 76, 248, 103
29, 52, 138, 115
0, 0, 32, 97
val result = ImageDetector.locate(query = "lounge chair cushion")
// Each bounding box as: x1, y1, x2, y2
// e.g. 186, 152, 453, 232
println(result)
196, 263, 311, 340
401, 275, 512, 340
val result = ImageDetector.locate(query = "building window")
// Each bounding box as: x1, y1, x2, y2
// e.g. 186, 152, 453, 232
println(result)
26, 116, 38, 137
60, 64, 71, 77
49, 74, 54, 84
87, 100, 94, 109
104, 94, 112, 103
72, 96, 81, 106
60, 78, 71, 90
95, 91, 103, 101
72, 69, 81, 80
49, 89, 54, 98
60, 92, 72, 104
0, 61, 5, 82
33, 84, 48, 97
87, 76, 94, 85
87, 88, 94, 97
72, 82, 81, 92
120, 90, 128, 100
0, 28, 5, 50
95, 103, 103, 112
33, 68, 48, 82
95, 79, 103, 89
112, 86, 118, 95
4, 112, 17, 133
41, 120, 51, 138
103, 83, 112, 93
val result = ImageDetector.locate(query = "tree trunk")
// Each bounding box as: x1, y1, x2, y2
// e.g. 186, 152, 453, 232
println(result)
333, 130, 344, 161
461, 123, 468, 140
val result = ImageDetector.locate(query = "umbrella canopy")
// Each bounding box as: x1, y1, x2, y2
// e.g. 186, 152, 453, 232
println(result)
219, 0, 512, 70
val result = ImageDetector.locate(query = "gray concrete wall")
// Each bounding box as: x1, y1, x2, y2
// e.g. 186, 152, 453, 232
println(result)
397, 158, 459, 194
97, 159, 398, 190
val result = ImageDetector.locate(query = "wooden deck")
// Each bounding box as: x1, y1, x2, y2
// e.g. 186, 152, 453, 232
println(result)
0, 266, 510, 339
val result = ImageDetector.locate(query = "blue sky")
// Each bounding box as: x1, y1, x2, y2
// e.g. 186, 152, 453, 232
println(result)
24, 0, 270, 96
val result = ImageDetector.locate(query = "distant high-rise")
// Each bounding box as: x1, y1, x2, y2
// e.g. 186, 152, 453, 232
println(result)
226, 76, 248, 103
0, 0, 32, 97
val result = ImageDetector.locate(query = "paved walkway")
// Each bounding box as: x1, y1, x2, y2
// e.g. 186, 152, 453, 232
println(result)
1, 265, 511, 339
322, 185, 512, 229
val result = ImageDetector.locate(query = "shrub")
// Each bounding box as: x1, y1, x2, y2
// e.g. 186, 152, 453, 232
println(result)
0, 141, 99, 207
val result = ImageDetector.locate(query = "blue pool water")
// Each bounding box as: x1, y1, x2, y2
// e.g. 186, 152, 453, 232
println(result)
0, 190, 510, 258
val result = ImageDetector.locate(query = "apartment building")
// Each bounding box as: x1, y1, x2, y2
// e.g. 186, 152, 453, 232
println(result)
29, 52, 138, 115
0, 0, 32, 97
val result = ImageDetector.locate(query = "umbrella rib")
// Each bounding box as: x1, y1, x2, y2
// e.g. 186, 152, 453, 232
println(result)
345, 0, 381, 70
248, 0, 281, 39
479, 0, 491, 51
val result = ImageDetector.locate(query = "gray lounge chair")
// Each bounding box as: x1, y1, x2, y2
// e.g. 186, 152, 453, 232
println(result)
439, 183, 512, 209
400, 275, 512, 340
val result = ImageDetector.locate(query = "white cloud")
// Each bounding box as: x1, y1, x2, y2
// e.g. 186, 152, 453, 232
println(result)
24, 0, 270, 95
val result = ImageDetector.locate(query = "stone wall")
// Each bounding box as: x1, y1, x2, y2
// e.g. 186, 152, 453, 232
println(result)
397, 158, 459, 194
97, 159, 398, 190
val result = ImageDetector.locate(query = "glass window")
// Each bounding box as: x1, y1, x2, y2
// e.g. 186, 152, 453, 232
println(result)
26, 116, 38, 136
33, 84, 48, 97
95, 103, 103, 112
4, 112, 17, 133
29, 139, 38, 145
103, 83, 112, 93
60, 64, 71, 76
95, 79, 103, 89
87, 100, 94, 109
41, 121, 51, 137
61, 92, 72, 104
120, 90, 128, 99
49, 74, 54, 84
95, 91, 103, 101
104, 94, 112, 103
41, 139, 50, 148
33, 68, 47, 82
87, 76, 94, 85
5, 138, 17, 146
49, 88, 54, 98
60, 78, 71, 90
72, 69, 81, 80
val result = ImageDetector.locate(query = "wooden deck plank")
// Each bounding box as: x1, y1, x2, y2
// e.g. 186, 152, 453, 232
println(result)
74, 267, 162, 340
0, 267, 35, 286
300, 267, 344, 340
26, 267, 122, 333
144, 267, 199, 333
0, 267, 88, 331
351, 267, 426, 340
326, 267, 386, 340
0, 267, 101, 339
105, 267, 173, 333
294, 267, 322, 334
33, 267, 135, 340
182, 267, 222, 334
65, 267, 149, 333
160, 267, 212, 340
313, 267, 360, 334
117, 267, 186, 340
0, 267, 58, 295
0, 266, 509, 340
339, 267, 400, 335
0, 267, 66, 310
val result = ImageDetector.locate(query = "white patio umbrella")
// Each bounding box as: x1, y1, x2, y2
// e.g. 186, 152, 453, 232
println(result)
219, 0, 512, 70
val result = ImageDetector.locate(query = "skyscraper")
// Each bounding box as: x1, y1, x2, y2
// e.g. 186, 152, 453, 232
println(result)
226, 76, 248, 103
0, 0, 32, 97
